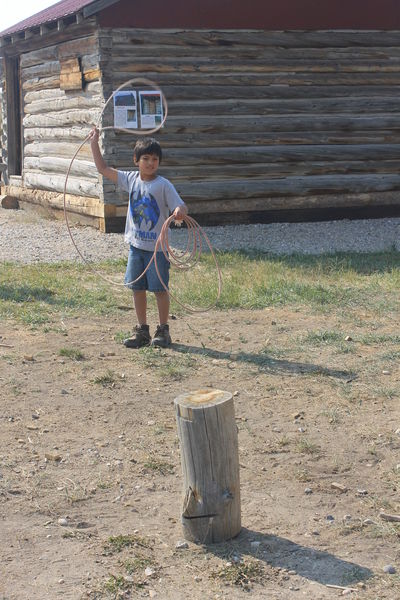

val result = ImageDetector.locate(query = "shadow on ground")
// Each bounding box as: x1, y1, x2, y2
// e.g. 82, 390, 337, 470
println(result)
209, 528, 373, 587
171, 343, 355, 380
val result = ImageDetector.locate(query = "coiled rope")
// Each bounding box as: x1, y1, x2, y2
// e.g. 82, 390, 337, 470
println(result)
63, 78, 222, 312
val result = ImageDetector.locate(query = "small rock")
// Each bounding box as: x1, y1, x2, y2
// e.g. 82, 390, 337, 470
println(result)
331, 482, 348, 493
144, 567, 155, 577
344, 336, 353, 342
383, 564, 396, 574
58, 578, 64, 584
382, 370, 390, 375
57, 517, 68, 526
356, 489, 368, 496
232, 555, 240, 563
395, 429, 400, 436
304, 488, 313, 495
1, 195, 19, 210
326, 515, 335, 522
45, 453, 62, 462
175, 540, 189, 550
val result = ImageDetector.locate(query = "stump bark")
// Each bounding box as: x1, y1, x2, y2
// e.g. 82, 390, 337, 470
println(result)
174, 389, 241, 544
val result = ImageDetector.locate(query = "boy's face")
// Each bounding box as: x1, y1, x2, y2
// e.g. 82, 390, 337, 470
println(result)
134, 153, 160, 181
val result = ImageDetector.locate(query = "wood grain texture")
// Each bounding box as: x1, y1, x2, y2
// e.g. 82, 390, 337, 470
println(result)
4, 26, 400, 224
175, 389, 241, 544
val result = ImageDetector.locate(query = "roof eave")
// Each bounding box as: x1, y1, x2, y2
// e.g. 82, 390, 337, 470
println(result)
0, 0, 119, 51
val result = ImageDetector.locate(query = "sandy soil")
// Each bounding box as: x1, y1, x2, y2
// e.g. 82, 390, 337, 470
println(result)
0, 305, 399, 599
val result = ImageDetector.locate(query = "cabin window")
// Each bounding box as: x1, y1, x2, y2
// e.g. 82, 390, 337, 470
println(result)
5, 56, 22, 176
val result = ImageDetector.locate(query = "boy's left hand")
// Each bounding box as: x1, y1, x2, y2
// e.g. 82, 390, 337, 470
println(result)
173, 205, 187, 224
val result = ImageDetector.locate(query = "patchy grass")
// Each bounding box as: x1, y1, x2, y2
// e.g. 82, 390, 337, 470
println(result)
58, 347, 85, 361
211, 559, 264, 590
142, 457, 175, 475
296, 438, 321, 456
103, 574, 142, 595
133, 346, 196, 380
93, 369, 119, 387
103, 534, 151, 555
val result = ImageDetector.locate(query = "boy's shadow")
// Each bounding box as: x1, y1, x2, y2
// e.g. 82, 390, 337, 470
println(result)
171, 343, 354, 379
209, 528, 373, 587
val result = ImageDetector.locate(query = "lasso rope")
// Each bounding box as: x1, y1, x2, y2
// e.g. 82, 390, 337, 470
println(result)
63, 78, 222, 312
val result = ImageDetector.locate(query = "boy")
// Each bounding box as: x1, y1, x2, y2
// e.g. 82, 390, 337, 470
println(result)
89, 128, 188, 348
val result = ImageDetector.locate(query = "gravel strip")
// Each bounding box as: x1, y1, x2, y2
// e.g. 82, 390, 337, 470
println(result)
0, 208, 399, 264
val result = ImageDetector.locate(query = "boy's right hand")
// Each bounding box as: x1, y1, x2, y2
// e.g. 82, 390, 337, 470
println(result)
88, 127, 100, 144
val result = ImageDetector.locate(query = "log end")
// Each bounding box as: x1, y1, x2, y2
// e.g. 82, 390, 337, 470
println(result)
175, 388, 231, 408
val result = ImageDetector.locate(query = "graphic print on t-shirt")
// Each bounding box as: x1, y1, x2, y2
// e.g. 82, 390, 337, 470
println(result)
130, 190, 160, 239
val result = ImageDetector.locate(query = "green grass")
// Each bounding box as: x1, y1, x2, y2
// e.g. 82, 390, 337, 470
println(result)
211, 559, 264, 590
0, 251, 399, 326
103, 534, 150, 555
296, 437, 321, 456
58, 347, 85, 361
142, 457, 175, 475
93, 369, 118, 387
0, 260, 128, 326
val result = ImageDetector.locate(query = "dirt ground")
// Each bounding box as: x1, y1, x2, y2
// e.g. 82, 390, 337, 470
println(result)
0, 304, 399, 600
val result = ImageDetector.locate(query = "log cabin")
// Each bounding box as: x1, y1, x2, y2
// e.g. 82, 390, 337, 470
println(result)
1, 0, 400, 231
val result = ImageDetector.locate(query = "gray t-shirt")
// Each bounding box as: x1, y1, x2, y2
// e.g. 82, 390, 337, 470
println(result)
118, 171, 185, 251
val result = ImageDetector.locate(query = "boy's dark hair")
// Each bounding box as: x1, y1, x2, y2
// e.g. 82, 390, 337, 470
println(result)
133, 137, 162, 164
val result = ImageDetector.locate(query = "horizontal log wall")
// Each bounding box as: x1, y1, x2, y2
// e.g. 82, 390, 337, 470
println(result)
99, 28, 400, 217
20, 28, 103, 200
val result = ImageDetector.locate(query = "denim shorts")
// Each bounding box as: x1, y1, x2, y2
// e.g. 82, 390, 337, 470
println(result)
124, 245, 170, 292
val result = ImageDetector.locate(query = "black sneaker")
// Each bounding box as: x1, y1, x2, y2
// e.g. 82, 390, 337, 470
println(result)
123, 324, 151, 348
151, 324, 172, 348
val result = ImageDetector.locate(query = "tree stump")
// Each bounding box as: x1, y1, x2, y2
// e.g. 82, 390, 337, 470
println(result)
174, 389, 241, 544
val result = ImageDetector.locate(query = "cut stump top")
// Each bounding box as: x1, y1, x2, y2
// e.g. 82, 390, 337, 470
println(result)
174, 389, 232, 409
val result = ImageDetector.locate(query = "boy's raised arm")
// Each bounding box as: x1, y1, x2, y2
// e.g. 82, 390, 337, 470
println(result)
89, 128, 118, 184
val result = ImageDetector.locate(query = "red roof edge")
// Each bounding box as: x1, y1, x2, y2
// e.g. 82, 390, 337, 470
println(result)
0, 0, 100, 37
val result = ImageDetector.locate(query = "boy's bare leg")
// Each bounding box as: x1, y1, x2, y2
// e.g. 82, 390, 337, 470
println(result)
154, 291, 170, 325
133, 290, 147, 325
